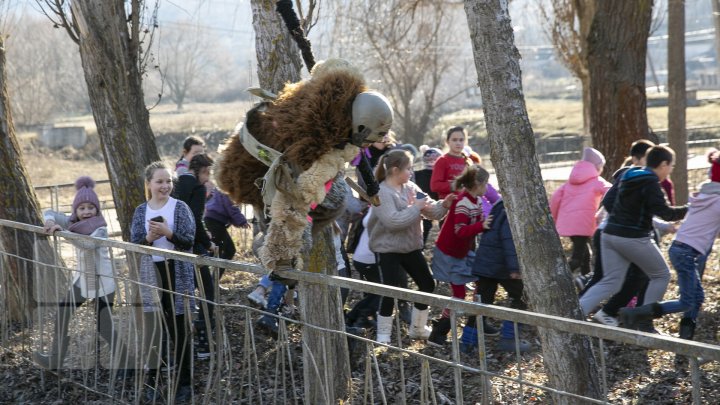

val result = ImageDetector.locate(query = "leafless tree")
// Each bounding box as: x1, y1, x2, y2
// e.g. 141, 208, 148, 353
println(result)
4, 18, 88, 126
464, 0, 602, 402
587, 0, 655, 177
36, 0, 161, 241
338, 0, 471, 146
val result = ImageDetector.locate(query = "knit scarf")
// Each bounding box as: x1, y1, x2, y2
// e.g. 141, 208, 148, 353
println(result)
68, 215, 107, 235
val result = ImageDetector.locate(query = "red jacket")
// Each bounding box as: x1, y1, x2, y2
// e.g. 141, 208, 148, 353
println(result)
430, 154, 467, 199
435, 191, 486, 258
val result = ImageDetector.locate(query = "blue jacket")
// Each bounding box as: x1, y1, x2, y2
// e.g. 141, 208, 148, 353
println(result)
471, 199, 519, 279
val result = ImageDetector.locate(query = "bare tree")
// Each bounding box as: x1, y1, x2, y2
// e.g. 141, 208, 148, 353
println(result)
667, 0, 687, 203
340, 0, 470, 146
158, 22, 215, 110
37, 0, 161, 241
464, 0, 602, 402
587, 0, 654, 177
4, 18, 88, 126
0, 34, 44, 322
539, 0, 596, 135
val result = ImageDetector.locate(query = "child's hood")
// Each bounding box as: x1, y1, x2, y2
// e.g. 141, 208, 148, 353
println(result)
690, 181, 720, 212
568, 160, 600, 185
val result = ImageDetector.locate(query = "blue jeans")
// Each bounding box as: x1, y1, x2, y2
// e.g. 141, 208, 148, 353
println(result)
659, 241, 706, 320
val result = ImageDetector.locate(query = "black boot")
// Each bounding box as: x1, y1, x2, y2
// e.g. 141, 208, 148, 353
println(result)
427, 317, 452, 347
619, 303, 663, 331
679, 318, 696, 340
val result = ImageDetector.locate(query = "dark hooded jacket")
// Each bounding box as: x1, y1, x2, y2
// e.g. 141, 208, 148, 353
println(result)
603, 167, 687, 238
471, 199, 518, 279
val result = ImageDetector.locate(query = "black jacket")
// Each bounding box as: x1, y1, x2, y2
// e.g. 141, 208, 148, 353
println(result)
603, 167, 687, 238
172, 174, 212, 253
413, 169, 439, 200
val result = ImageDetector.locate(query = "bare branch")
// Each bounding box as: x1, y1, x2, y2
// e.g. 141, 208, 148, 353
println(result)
35, 0, 79, 44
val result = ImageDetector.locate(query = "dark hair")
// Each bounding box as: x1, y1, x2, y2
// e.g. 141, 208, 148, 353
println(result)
189, 154, 214, 176
445, 126, 466, 142
453, 165, 489, 191
629, 139, 654, 160
645, 145, 675, 168
182, 136, 205, 154
375, 149, 412, 183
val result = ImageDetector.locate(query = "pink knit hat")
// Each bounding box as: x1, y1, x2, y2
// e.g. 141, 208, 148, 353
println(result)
582, 147, 606, 171
70, 176, 101, 221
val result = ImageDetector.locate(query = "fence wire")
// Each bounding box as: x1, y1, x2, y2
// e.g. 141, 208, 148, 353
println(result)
0, 219, 719, 404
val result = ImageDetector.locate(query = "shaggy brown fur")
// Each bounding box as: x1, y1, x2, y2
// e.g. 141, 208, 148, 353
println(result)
215, 69, 367, 207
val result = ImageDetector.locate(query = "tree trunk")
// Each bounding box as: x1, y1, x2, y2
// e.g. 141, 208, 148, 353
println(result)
463, 1, 602, 403
250, 0, 303, 93
250, 1, 350, 402
299, 227, 351, 403
667, 0, 687, 204
587, 0, 654, 177
70, 1, 161, 241
0, 36, 43, 323
712, 0, 720, 86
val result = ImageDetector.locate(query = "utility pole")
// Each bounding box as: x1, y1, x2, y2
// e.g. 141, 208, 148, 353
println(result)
668, 0, 688, 204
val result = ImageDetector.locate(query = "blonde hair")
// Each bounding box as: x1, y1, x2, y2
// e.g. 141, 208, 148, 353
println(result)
375, 149, 412, 183
143, 161, 172, 199
453, 165, 489, 192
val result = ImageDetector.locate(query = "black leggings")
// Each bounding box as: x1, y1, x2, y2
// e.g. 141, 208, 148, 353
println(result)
377, 250, 435, 317
205, 217, 237, 280
154, 260, 191, 386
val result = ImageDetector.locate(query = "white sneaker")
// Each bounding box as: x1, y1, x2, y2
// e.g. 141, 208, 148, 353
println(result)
593, 309, 619, 327
247, 290, 268, 309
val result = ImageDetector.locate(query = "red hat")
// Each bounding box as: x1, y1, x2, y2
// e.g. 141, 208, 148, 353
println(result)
708, 149, 720, 183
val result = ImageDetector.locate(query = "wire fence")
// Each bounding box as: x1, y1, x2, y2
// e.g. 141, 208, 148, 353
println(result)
0, 218, 719, 404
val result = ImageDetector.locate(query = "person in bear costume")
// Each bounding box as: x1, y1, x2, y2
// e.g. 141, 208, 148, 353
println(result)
215, 59, 392, 274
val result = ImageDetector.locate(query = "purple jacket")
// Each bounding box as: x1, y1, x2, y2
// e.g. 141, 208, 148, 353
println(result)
204, 190, 248, 226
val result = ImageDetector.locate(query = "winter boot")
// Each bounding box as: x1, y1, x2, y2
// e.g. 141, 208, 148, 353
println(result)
497, 320, 531, 353
679, 317, 696, 340
376, 314, 394, 344
427, 317, 452, 347
482, 318, 500, 337
619, 303, 663, 331
408, 308, 432, 340
459, 326, 478, 353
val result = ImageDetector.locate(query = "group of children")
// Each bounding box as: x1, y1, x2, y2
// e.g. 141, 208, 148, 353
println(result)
552, 139, 720, 339
34, 128, 719, 401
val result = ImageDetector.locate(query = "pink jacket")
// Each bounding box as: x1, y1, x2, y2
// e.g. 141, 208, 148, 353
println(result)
550, 161, 611, 237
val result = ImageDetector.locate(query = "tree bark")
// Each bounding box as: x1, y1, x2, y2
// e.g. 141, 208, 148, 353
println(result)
463, 1, 602, 403
667, 0, 687, 204
712, 0, 720, 86
587, 1, 654, 177
250, 1, 350, 402
0, 36, 44, 322
70, 0, 161, 241
299, 227, 351, 403
251, 0, 303, 93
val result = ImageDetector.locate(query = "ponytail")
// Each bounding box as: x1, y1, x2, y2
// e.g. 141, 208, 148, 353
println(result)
453, 165, 489, 192
374, 149, 412, 183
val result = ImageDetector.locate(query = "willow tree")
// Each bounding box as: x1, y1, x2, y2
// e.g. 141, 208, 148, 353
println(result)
250, 0, 351, 402
587, 0, 654, 177
0, 35, 44, 322
39, 0, 161, 241
464, 0, 602, 402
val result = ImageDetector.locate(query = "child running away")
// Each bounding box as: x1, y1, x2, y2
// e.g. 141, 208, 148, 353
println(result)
428, 165, 493, 347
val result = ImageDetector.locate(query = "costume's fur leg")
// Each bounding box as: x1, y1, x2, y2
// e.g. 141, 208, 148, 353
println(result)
297, 145, 359, 205
259, 191, 308, 271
